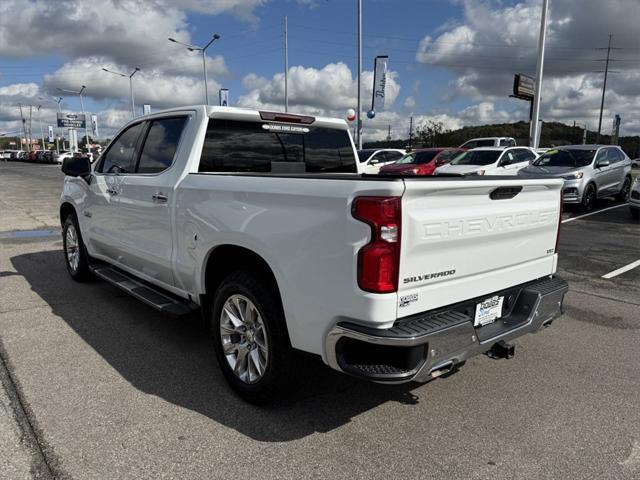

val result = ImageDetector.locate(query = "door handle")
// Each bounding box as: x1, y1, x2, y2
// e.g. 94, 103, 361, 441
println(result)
106, 188, 118, 196
152, 193, 168, 203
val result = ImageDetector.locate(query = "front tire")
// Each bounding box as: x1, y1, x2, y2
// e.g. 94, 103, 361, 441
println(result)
210, 271, 294, 404
581, 183, 596, 212
615, 177, 631, 202
62, 213, 91, 281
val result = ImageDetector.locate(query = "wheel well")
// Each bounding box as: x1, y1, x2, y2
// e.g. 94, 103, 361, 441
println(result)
203, 245, 289, 340
60, 202, 76, 225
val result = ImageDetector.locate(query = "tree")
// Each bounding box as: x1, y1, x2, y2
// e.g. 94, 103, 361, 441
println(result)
416, 120, 448, 147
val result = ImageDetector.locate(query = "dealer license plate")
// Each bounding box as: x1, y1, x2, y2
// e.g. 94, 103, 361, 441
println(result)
474, 295, 504, 327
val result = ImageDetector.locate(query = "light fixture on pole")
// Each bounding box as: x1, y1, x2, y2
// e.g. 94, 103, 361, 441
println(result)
57, 85, 88, 150
168, 33, 221, 105
102, 66, 141, 117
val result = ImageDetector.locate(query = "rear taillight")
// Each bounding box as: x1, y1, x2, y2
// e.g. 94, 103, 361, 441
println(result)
352, 196, 401, 293
555, 190, 563, 253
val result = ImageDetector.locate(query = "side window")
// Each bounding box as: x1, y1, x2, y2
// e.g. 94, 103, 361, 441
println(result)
501, 151, 516, 165
97, 123, 144, 174
499, 139, 509, 146
386, 151, 403, 162
609, 148, 624, 163
595, 149, 610, 164
137, 117, 188, 174
369, 152, 385, 163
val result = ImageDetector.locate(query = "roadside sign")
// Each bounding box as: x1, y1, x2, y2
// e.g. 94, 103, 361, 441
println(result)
513, 74, 535, 100
48, 126, 54, 143
57, 113, 86, 129
219, 89, 229, 106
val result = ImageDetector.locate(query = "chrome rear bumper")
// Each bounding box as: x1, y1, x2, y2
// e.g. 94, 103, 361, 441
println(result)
325, 276, 568, 383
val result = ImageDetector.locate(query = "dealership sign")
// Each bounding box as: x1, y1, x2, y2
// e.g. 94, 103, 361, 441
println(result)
513, 74, 535, 100
57, 112, 86, 128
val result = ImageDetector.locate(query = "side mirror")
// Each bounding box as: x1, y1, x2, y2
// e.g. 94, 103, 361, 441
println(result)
62, 156, 91, 177
368, 158, 379, 165
596, 159, 610, 168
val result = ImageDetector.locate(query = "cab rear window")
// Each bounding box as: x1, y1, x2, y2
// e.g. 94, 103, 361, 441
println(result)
199, 119, 357, 173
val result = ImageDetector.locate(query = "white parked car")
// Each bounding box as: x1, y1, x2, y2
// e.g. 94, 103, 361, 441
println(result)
435, 147, 537, 176
57, 151, 73, 164
460, 137, 516, 149
59, 105, 567, 403
630, 176, 640, 220
357, 148, 406, 174
631, 158, 640, 168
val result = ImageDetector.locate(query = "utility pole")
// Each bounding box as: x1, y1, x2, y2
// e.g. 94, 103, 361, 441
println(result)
28, 106, 33, 151
409, 116, 414, 147
284, 15, 289, 112
37, 105, 45, 151
529, 0, 549, 149
595, 34, 621, 143
357, 0, 362, 149
386, 124, 391, 142
18, 104, 27, 152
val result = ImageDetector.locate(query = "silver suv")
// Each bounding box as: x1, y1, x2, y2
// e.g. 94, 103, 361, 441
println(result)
517, 145, 632, 211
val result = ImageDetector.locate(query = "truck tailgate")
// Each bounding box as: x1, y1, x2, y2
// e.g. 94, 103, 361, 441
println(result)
397, 177, 563, 318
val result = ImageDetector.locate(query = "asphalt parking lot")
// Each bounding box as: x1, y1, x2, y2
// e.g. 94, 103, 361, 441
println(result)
1, 162, 639, 480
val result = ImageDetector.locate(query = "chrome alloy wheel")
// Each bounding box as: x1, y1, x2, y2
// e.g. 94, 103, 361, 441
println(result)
65, 223, 80, 272
219, 294, 269, 384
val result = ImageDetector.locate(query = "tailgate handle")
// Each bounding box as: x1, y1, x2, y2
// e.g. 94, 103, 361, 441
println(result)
490, 186, 522, 200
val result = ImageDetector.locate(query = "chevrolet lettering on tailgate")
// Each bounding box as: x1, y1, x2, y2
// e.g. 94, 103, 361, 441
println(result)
423, 210, 557, 240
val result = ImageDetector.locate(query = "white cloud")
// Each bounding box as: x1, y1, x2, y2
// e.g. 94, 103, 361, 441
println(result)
43, 56, 222, 109
403, 96, 416, 109
417, 0, 640, 134
237, 62, 401, 113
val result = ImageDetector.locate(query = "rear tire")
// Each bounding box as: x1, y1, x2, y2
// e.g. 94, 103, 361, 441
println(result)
210, 270, 294, 404
581, 183, 596, 212
615, 177, 631, 202
62, 213, 92, 282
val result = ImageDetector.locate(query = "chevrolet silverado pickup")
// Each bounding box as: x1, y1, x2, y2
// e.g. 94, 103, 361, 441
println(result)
60, 106, 568, 403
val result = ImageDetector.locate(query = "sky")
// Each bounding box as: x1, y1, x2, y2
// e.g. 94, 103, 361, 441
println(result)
1, 0, 639, 142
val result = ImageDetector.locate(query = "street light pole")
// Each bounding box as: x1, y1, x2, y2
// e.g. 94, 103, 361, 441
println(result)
357, 0, 362, 150
102, 67, 140, 117
57, 85, 88, 150
284, 15, 289, 112
529, 0, 549, 149
168, 34, 221, 105
55, 97, 64, 152
37, 105, 45, 151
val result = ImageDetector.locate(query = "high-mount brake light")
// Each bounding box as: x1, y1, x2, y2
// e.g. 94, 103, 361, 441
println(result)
259, 111, 315, 124
352, 196, 402, 293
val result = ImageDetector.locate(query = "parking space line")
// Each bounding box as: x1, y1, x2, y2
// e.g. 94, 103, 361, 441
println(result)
562, 203, 629, 223
602, 259, 640, 279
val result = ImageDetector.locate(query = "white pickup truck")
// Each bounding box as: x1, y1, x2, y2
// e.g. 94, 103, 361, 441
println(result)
60, 106, 568, 403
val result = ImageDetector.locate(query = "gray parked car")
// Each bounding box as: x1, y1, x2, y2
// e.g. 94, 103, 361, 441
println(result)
518, 145, 632, 211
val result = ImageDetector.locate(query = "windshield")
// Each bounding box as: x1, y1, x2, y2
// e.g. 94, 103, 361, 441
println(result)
451, 150, 501, 166
357, 149, 376, 162
461, 139, 495, 149
533, 149, 596, 168
394, 150, 439, 165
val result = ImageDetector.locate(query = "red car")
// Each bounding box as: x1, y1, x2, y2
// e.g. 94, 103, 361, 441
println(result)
379, 148, 466, 175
